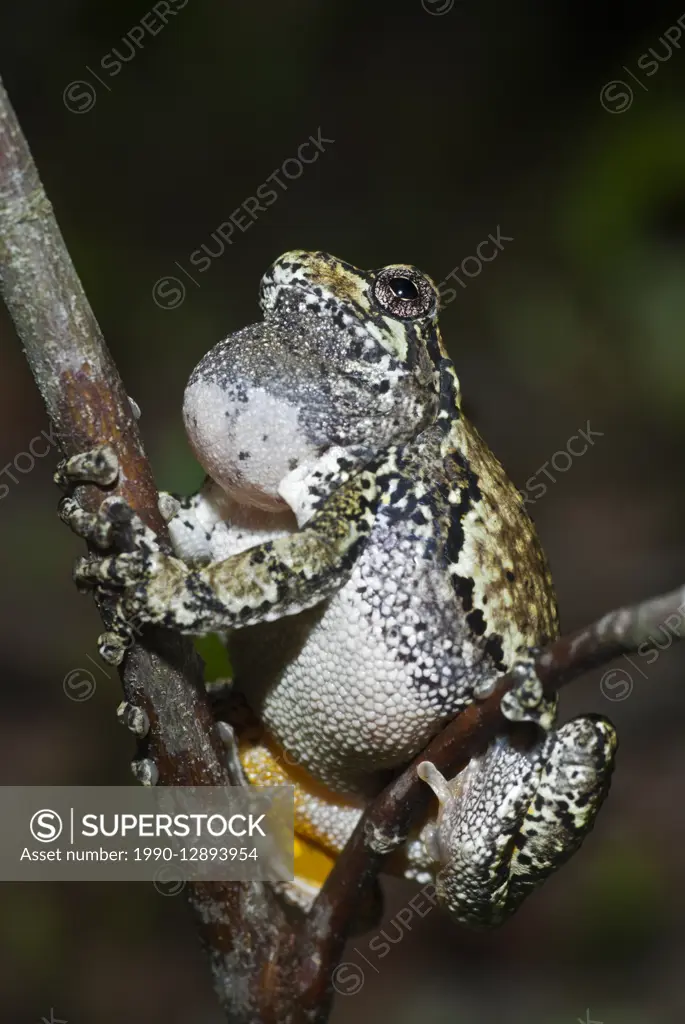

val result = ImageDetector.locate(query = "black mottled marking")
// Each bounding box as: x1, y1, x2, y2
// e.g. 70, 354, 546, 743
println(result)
402, 323, 420, 370
360, 347, 384, 366
422, 534, 439, 560
378, 380, 391, 394
333, 311, 350, 333
238, 451, 251, 461
448, 449, 483, 506
483, 633, 506, 672
436, 359, 460, 431
467, 609, 487, 636
185, 573, 232, 621
275, 577, 292, 604
385, 493, 419, 526
451, 574, 474, 612
262, 434, 269, 442
289, 458, 299, 471
506, 570, 515, 582
444, 517, 464, 566
389, 476, 413, 504
442, 455, 494, 639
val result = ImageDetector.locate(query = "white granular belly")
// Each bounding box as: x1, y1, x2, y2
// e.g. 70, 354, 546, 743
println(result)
229, 518, 487, 795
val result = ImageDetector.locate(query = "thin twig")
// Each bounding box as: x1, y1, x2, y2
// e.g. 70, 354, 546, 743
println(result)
0, 76, 292, 1023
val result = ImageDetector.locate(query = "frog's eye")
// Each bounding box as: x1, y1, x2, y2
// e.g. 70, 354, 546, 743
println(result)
373, 267, 436, 319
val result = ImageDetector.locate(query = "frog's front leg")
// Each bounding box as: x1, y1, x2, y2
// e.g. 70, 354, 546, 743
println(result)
66, 453, 380, 664
417, 713, 617, 927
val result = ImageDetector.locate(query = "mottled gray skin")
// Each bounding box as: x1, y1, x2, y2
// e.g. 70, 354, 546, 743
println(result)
65, 250, 618, 926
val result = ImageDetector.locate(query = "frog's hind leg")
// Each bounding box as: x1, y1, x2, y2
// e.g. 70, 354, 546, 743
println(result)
416, 714, 617, 927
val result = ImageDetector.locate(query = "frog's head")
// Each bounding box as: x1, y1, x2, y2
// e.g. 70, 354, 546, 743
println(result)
183, 250, 459, 509
260, 249, 445, 366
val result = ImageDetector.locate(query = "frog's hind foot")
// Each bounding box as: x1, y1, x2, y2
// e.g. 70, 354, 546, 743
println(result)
417, 713, 617, 927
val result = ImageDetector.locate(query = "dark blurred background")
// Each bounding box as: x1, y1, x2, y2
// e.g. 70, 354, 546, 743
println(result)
2, 1, 685, 1021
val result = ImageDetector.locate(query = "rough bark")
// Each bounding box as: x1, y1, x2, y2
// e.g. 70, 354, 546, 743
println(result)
0, 75, 291, 1023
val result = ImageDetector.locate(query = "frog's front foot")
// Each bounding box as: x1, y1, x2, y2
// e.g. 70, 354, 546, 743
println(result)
473, 652, 555, 730
57, 446, 189, 665
499, 652, 556, 731
417, 712, 617, 927
72, 530, 190, 665
54, 445, 120, 493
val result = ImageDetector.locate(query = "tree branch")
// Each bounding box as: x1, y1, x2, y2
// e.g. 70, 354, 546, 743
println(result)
0, 75, 293, 1023
3, 72, 682, 1024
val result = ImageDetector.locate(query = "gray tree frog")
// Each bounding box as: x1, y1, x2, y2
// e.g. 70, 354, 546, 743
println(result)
60, 250, 617, 927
